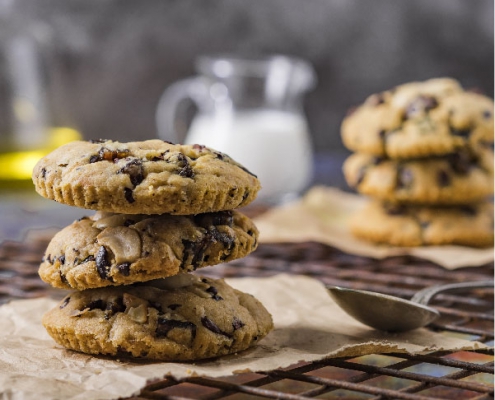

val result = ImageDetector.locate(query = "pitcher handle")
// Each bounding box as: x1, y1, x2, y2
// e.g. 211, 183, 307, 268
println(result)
155, 77, 208, 143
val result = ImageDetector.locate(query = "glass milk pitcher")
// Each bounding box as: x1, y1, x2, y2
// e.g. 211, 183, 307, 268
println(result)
156, 55, 316, 203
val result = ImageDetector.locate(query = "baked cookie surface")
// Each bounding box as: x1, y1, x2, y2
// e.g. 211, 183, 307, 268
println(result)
343, 148, 494, 205
341, 78, 494, 159
39, 210, 258, 290
42, 275, 273, 361
32, 140, 260, 214
350, 201, 494, 247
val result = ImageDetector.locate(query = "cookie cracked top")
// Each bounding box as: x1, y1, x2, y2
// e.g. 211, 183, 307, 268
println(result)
32, 139, 261, 214
341, 78, 494, 159
39, 209, 258, 290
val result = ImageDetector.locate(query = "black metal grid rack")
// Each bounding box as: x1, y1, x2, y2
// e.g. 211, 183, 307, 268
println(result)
0, 236, 493, 400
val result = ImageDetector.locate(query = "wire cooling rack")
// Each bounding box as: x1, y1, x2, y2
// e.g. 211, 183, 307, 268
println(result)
0, 234, 493, 400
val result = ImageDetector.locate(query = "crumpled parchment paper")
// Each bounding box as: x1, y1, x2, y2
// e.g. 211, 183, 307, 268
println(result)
0, 274, 485, 400
254, 186, 494, 269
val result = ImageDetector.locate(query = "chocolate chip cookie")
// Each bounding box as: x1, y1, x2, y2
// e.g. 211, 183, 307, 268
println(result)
42, 275, 273, 361
350, 201, 494, 247
341, 78, 494, 159
32, 140, 260, 215
39, 210, 258, 290
343, 148, 494, 205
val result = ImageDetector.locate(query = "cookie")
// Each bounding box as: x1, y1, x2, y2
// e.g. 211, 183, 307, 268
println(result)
341, 78, 494, 159
343, 148, 494, 205
350, 201, 494, 247
42, 275, 273, 361
32, 139, 260, 215
39, 210, 258, 290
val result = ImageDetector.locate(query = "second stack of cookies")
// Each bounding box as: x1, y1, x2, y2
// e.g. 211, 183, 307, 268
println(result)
341, 78, 494, 247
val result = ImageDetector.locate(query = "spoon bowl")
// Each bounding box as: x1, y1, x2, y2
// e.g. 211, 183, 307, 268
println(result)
327, 281, 493, 332
328, 287, 440, 332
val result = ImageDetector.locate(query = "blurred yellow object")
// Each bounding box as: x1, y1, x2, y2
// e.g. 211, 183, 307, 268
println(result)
0, 127, 82, 188
47, 127, 82, 148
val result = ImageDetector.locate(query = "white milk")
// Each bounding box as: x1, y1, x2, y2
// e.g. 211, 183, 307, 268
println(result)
185, 110, 313, 202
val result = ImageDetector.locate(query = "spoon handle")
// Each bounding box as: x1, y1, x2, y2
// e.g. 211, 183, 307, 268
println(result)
411, 280, 494, 306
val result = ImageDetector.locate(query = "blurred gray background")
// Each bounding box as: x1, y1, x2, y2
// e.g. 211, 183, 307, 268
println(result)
7, 0, 495, 154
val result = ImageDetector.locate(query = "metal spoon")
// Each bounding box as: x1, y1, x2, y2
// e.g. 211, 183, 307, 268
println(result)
327, 281, 493, 332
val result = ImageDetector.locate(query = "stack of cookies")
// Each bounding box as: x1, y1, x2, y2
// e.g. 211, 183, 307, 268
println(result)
341, 78, 494, 247
32, 139, 273, 361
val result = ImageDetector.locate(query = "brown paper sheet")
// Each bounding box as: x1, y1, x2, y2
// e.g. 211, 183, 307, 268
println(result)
0, 274, 486, 400
254, 186, 494, 269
